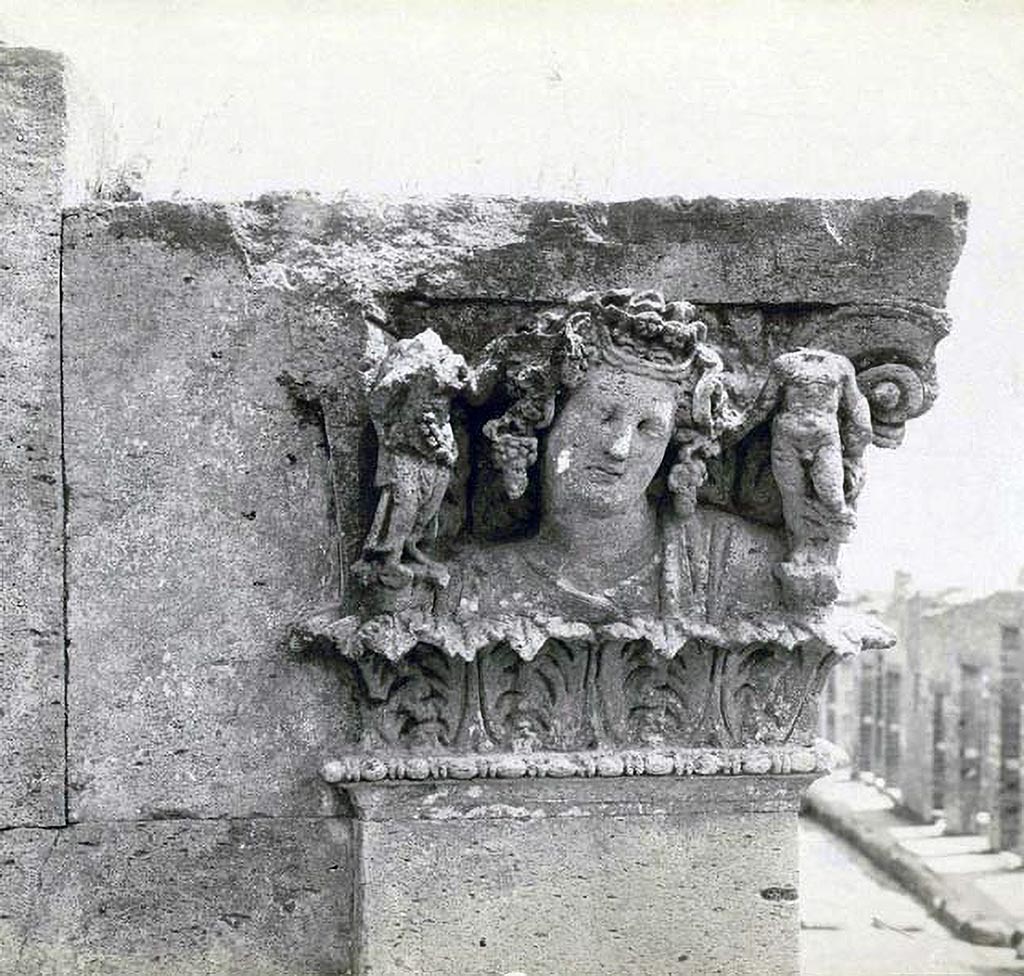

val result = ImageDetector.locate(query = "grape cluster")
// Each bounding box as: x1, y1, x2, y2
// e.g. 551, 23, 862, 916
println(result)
417, 411, 456, 466
484, 426, 538, 500
604, 302, 701, 355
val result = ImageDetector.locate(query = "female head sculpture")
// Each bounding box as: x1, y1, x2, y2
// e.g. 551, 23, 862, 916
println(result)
481, 289, 737, 528
349, 289, 740, 616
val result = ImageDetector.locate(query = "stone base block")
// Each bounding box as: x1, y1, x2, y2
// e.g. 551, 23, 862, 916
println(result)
342, 774, 811, 976
0, 817, 353, 976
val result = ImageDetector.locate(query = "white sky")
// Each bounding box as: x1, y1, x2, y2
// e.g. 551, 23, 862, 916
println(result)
3, 0, 1022, 598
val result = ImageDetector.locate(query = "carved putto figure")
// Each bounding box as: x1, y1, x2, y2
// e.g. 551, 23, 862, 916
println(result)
352, 329, 471, 592
729, 348, 873, 605
314, 290, 890, 655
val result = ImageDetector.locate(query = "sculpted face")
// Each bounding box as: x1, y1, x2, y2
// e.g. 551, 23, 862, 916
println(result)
543, 365, 677, 518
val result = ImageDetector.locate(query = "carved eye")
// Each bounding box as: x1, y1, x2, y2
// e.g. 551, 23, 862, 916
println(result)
638, 418, 664, 436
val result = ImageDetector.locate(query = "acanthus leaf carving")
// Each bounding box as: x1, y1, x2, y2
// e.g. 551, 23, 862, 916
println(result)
719, 642, 836, 746
328, 637, 840, 769
348, 645, 468, 752
480, 639, 591, 752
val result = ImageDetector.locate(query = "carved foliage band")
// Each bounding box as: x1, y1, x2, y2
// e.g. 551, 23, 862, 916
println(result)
337, 638, 834, 757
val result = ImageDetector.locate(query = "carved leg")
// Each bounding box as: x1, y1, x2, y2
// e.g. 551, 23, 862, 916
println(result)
403, 470, 452, 586
403, 538, 451, 588
772, 436, 843, 606
404, 539, 444, 569
770, 435, 809, 537
809, 437, 847, 514
353, 489, 416, 589
370, 482, 421, 587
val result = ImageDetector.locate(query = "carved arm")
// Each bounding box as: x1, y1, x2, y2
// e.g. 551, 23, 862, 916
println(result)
839, 359, 874, 460
722, 361, 782, 446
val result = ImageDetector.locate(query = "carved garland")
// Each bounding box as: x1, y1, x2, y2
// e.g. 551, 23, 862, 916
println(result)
321, 743, 841, 784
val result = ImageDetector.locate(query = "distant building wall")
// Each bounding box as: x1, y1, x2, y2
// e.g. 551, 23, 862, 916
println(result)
833, 580, 1024, 854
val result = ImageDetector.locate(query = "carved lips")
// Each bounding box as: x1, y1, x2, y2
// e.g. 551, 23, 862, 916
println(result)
587, 460, 627, 479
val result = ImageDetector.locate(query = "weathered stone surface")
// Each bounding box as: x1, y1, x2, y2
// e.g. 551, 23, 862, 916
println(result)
417, 193, 968, 306
0, 47, 66, 826
0, 827, 61, 969
917, 592, 1024, 839
344, 776, 804, 976
299, 291, 898, 794
221, 191, 966, 306
62, 209, 354, 820
60, 192, 964, 823
727, 347, 873, 606
0, 817, 352, 975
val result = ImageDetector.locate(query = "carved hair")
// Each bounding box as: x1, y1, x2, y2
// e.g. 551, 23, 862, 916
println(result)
481, 289, 738, 512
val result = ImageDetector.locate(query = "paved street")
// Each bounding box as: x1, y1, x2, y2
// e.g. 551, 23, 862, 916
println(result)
800, 817, 1024, 976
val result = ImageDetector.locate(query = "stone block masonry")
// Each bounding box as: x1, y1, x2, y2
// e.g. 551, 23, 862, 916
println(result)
57, 190, 966, 827
60, 205, 349, 822
0, 818, 353, 975
1, 49, 360, 975
346, 777, 805, 976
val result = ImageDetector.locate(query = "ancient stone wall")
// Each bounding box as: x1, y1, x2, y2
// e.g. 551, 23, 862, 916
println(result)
0, 46, 65, 828
0, 45, 970, 975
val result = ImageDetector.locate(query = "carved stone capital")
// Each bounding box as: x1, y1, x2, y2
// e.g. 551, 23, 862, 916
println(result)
308, 626, 881, 782
266, 192, 966, 976
276, 196, 964, 789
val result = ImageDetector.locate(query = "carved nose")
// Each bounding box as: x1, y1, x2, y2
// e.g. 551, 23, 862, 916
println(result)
607, 428, 632, 461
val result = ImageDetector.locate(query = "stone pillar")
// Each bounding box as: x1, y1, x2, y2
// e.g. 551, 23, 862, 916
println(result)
855, 652, 878, 777
946, 660, 988, 834
989, 624, 1022, 852
872, 654, 887, 781
899, 595, 935, 821
900, 674, 937, 822
0, 46, 66, 827
839, 660, 861, 767
882, 666, 904, 791
270, 191, 968, 976
344, 776, 807, 976
819, 659, 859, 771
932, 682, 951, 814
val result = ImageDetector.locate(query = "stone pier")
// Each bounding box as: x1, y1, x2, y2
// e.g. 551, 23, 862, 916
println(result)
0, 43, 969, 976
344, 776, 808, 976
299, 192, 967, 973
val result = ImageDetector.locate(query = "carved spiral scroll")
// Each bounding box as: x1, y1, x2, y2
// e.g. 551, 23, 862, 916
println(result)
856, 363, 926, 448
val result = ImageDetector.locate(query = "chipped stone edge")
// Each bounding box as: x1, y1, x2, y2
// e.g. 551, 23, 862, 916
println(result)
295, 603, 895, 664
321, 742, 844, 784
